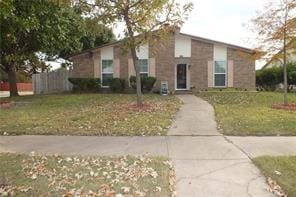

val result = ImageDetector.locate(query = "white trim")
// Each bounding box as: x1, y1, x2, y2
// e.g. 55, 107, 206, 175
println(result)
175, 35, 191, 58
175, 63, 190, 90
136, 44, 149, 59
101, 46, 113, 59
214, 45, 227, 61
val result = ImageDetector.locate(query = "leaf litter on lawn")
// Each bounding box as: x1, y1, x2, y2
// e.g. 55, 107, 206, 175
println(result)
0, 153, 175, 196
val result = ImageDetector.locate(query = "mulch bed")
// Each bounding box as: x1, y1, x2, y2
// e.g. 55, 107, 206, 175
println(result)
0, 101, 15, 109
272, 103, 296, 111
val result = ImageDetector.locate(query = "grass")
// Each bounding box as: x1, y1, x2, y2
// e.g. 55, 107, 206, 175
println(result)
253, 156, 296, 197
0, 153, 174, 196
196, 91, 296, 136
0, 93, 181, 136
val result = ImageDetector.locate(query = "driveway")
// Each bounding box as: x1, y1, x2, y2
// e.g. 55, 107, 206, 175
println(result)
0, 95, 275, 197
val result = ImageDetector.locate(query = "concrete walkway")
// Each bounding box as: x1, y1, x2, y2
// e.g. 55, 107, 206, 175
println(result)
168, 95, 219, 136
168, 95, 273, 196
0, 95, 276, 197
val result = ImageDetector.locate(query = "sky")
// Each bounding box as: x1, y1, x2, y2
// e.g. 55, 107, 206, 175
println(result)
112, 0, 267, 69
179, 0, 266, 49
51, 0, 267, 70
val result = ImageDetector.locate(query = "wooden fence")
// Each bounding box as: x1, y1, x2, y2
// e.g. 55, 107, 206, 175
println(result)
32, 70, 73, 94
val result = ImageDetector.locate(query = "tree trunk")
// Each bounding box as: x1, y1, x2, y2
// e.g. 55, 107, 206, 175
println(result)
283, 55, 288, 105
7, 64, 19, 97
283, 3, 288, 106
130, 47, 143, 106
123, 11, 143, 106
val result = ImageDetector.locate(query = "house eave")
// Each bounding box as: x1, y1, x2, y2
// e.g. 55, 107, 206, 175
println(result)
179, 33, 255, 54
68, 31, 256, 60
67, 40, 121, 60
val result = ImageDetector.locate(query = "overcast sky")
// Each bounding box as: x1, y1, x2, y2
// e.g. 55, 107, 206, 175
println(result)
180, 0, 266, 48
51, 0, 268, 70
113, 0, 268, 69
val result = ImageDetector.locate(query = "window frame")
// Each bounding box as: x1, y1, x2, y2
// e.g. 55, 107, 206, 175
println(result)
138, 59, 149, 77
213, 60, 227, 88
101, 59, 114, 87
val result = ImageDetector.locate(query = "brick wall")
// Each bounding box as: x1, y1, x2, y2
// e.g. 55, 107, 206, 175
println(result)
190, 40, 214, 89
150, 35, 175, 91
71, 34, 255, 91
72, 52, 95, 78
114, 45, 129, 80
227, 48, 255, 89
93, 50, 100, 78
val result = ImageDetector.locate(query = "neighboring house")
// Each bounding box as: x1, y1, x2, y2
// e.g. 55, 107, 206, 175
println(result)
262, 50, 296, 69
262, 40, 296, 69
69, 28, 256, 92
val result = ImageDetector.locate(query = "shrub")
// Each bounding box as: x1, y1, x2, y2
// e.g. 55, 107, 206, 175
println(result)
142, 76, 156, 91
129, 76, 137, 89
256, 71, 263, 89
109, 78, 126, 92
129, 75, 157, 92
256, 62, 296, 91
288, 71, 296, 86
287, 62, 296, 87
68, 78, 101, 92
256, 67, 282, 91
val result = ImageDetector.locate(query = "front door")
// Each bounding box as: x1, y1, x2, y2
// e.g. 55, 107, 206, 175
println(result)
176, 64, 187, 89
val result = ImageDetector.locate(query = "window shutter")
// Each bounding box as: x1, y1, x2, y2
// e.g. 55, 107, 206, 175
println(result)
149, 58, 156, 77
128, 58, 135, 77
93, 51, 100, 78
114, 59, 120, 78
208, 61, 213, 87
227, 60, 234, 87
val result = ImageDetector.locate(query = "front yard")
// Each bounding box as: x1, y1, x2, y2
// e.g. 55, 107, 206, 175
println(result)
0, 153, 174, 196
196, 91, 296, 136
253, 156, 296, 197
0, 94, 181, 136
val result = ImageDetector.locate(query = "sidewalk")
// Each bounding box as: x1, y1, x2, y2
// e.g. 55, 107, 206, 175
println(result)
0, 95, 276, 197
0, 135, 274, 197
227, 136, 296, 158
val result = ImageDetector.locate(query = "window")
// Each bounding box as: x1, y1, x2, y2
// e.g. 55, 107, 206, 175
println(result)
214, 61, 227, 87
102, 60, 113, 87
138, 59, 149, 77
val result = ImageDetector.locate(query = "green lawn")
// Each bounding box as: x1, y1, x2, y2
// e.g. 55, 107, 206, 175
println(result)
253, 156, 296, 197
0, 94, 181, 136
0, 153, 174, 196
196, 91, 296, 136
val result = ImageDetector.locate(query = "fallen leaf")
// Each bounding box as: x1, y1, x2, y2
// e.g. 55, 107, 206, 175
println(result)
121, 186, 130, 193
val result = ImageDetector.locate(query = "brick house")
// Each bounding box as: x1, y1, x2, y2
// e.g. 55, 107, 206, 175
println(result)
69, 28, 256, 92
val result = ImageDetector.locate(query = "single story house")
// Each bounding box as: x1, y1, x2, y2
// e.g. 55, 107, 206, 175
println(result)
69, 28, 256, 92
